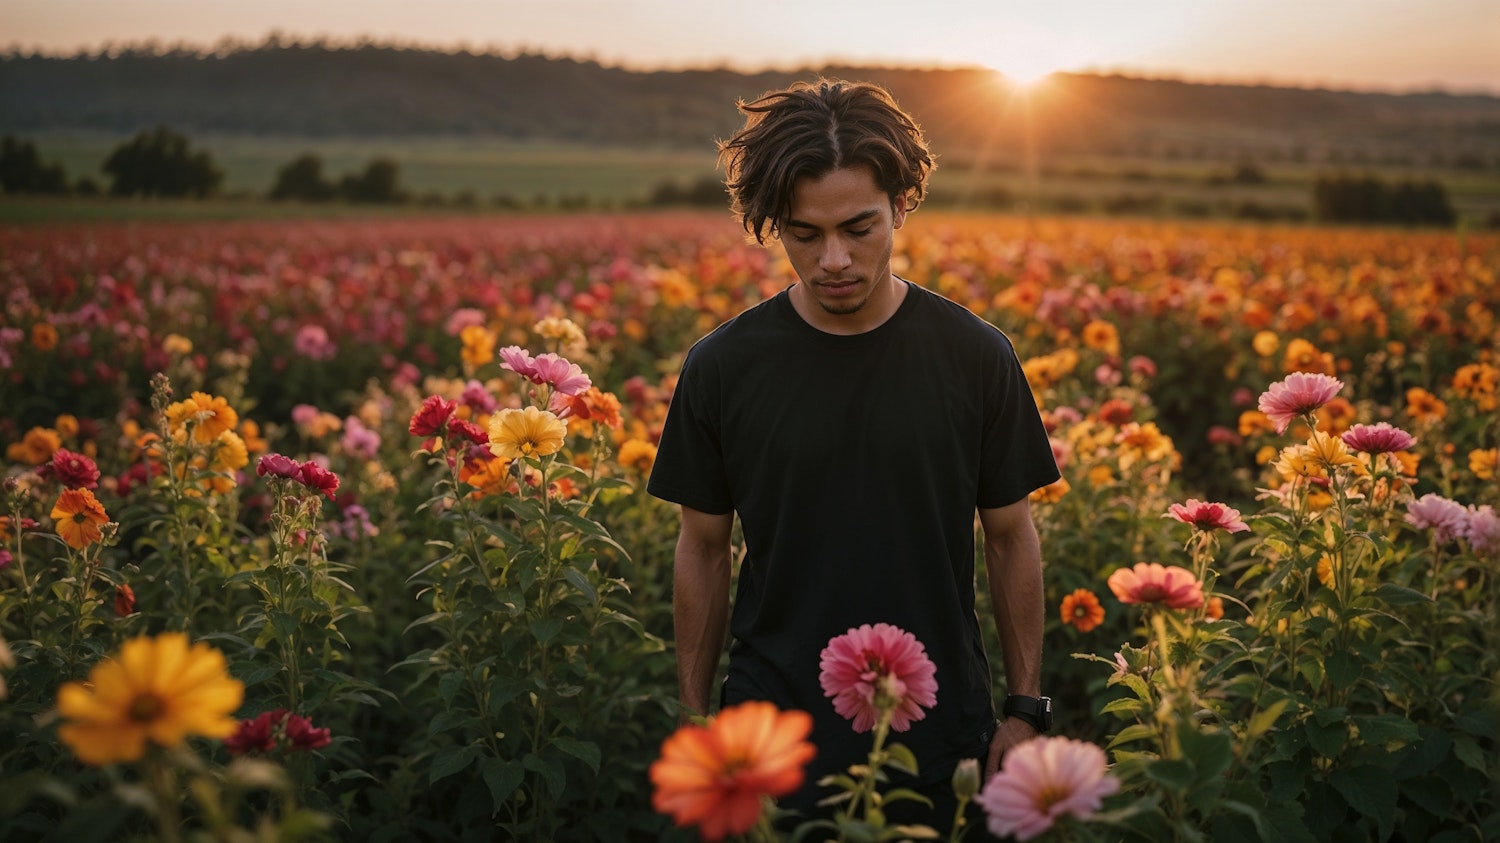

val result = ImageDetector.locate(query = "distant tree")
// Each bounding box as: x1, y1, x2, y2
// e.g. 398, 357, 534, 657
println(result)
0, 135, 70, 195
1313, 175, 1455, 226
269, 153, 335, 200
338, 158, 403, 203
102, 126, 222, 198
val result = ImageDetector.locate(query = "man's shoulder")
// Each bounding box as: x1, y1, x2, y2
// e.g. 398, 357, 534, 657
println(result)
684, 291, 788, 361
905, 282, 1014, 348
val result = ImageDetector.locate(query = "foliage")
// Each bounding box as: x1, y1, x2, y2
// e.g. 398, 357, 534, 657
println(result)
102, 126, 223, 198
1313, 175, 1457, 226
0, 135, 69, 195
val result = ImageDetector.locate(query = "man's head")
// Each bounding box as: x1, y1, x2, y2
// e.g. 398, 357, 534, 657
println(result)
718, 79, 935, 245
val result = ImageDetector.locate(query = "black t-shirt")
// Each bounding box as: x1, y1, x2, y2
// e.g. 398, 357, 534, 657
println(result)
648, 280, 1060, 804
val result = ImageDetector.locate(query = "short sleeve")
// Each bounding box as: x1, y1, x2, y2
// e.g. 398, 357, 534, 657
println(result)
647, 346, 735, 515
976, 330, 1061, 509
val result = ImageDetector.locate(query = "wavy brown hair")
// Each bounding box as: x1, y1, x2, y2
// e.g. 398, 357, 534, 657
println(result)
718, 78, 935, 244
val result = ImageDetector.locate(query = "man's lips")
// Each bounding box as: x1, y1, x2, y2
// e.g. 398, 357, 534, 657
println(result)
818, 278, 861, 295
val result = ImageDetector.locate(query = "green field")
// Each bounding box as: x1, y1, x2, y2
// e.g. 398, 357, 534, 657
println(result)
11, 132, 1500, 225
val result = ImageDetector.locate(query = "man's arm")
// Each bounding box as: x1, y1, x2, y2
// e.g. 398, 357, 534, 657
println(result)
672, 505, 735, 724
978, 497, 1046, 774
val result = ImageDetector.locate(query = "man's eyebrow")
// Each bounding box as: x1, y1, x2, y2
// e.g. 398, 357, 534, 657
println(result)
784, 209, 882, 230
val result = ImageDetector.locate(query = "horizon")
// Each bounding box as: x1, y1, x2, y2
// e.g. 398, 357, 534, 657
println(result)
3, 0, 1497, 96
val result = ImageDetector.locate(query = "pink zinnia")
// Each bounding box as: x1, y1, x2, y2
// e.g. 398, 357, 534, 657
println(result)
974, 736, 1119, 841
818, 623, 938, 734
1106, 563, 1204, 610
1463, 505, 1500, 555
1406, 494, 1469, 544
1341, 422, 1416, 454
256, 453, 301, 480
1165, 499, 1249, 533
497, 345, 538, 380
531, 353, 592, 396
1257, 373, 1345, 434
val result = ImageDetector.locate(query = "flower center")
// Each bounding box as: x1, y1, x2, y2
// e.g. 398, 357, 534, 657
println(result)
1135, 585, 1167, 603
1035, 783, 1070, 813
129, 693, 165, 722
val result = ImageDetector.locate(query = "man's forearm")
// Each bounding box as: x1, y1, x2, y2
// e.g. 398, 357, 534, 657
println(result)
672, 527, 732, 721
981, 502, 1045, 698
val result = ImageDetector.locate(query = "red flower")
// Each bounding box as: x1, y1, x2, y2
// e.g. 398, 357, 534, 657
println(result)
818, 622, 938, 733
297, 461, 340, 500
42, 448, 101, 489
1165, 499, 1250, 533
225, 710, 280, 755
284, 712, 332, 750
408, 395, 456, 437
446, 417, 489, 445
255, 453, 301, 480
114, 583, 137, 617
1107, 563, 1205, 610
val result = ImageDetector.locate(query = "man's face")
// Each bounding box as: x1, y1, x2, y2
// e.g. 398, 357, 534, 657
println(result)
780, 165, 907, 325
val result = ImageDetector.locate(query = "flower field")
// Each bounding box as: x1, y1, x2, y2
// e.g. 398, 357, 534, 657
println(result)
1, 211, 1497, 841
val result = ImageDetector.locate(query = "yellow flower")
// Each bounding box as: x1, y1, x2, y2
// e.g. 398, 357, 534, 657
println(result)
51, 488, 109, 549
210, 431, 249, 473
1086, 464, 1115, 488
1282, 338, 1335, 376
1029, 478, 1071, 503
56, 633, 244, 766
162, 334, 194, 356
460, 325, 496, 370
54, 414, 80, 439
1252, 331, 1280, 358
165, 392, 239, 444
488, 407, 566, 461
1469, 448, 1499, 481
1452, 363, 1499, 411
617, 438, 658, 474
1115, 422, 1174, 470
1316, 555, 1334, 588
1304, 431, 1366, 475
1404, 387, 1447, 424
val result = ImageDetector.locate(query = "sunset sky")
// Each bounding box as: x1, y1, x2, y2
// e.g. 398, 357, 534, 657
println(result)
4, 0, 1497, 93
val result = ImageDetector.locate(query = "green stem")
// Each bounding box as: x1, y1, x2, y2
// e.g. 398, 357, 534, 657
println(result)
146, 751, 184, 843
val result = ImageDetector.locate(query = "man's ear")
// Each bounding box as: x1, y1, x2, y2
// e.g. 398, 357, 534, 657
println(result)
892, 196, 910, 230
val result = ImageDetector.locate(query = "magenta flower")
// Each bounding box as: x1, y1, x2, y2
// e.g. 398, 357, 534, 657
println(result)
1405, 494, 1469, 544
497, 345, 538, 380
531, 353, 592, 396
340, 417, 381, 460
974, 736, 1119, 841
1257, 373, 1345, 434
256, 453, 301, 480
41, 448, 101, 490
818, 623, 938, 734
1341, 422, 1416, 454
1106, 563, 1204, 610
1166, 499, 1249, 533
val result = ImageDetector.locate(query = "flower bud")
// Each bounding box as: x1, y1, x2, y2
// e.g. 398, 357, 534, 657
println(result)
952, 757, 980, 799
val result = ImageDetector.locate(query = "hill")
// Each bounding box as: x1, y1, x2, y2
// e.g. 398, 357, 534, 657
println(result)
3, 42, 1498, 167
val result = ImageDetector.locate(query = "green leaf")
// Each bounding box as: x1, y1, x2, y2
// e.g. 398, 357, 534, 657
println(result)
884, 743, 919, 776
1452, 736, 1486, 772
1371, 583, 1431, 606
268, 610, 300, 642
1324, 651, 1361, 688
1100, 697, 1148, 718
1146, 759, 1195, 790
481, 757, 525, 811
1304, 719, 1347, 757
1177, 725, 1233, 781
1328, 766, 1395, 841
523, 751, 566, 799
1350, 714, 1419, 748
428, 745, 479, 784
402, 611, 450, 635
529, 617, 564, 644
1401, 775, 1452, 817
1245, 697, 1291, 742
562, 567, 598, 603
426, 708, 471, 739
1108, 723, 1158, 749
550, 737, 601, 774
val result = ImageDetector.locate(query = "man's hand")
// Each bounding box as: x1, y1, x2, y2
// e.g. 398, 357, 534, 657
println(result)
985, 716, 1038, 776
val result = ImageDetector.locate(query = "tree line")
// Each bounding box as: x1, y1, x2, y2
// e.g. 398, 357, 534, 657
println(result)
0, 127, 1467, 224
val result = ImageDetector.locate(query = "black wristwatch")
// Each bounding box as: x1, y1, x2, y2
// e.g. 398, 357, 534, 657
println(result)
1002, 694, 1053, 733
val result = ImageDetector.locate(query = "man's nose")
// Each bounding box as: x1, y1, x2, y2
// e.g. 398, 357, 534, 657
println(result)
820, 237, 852, 272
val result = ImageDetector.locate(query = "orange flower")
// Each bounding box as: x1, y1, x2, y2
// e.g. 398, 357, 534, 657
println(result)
165, 392, 239, 444
1404, 387, 1447, 424
31, 322, 59, 351
1060, 589, 1104, 632
1314, 397, 1356, 436
617, 439, 658, 475
1081, 320, 1120, 357
1205, 596, 1224, 621
1251, 330, 1280, 358
1452, 363, 1499, 411
460, 325, 496, 370
7, 426, 62, 465
1282, 338, 1335, 376
1030, 477, 1071, 503
650, 701, 815, 841
1469, 448, 1498, 481
51, 488, 109, 549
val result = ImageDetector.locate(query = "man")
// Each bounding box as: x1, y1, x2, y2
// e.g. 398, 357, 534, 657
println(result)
647, 79, 1060, 829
